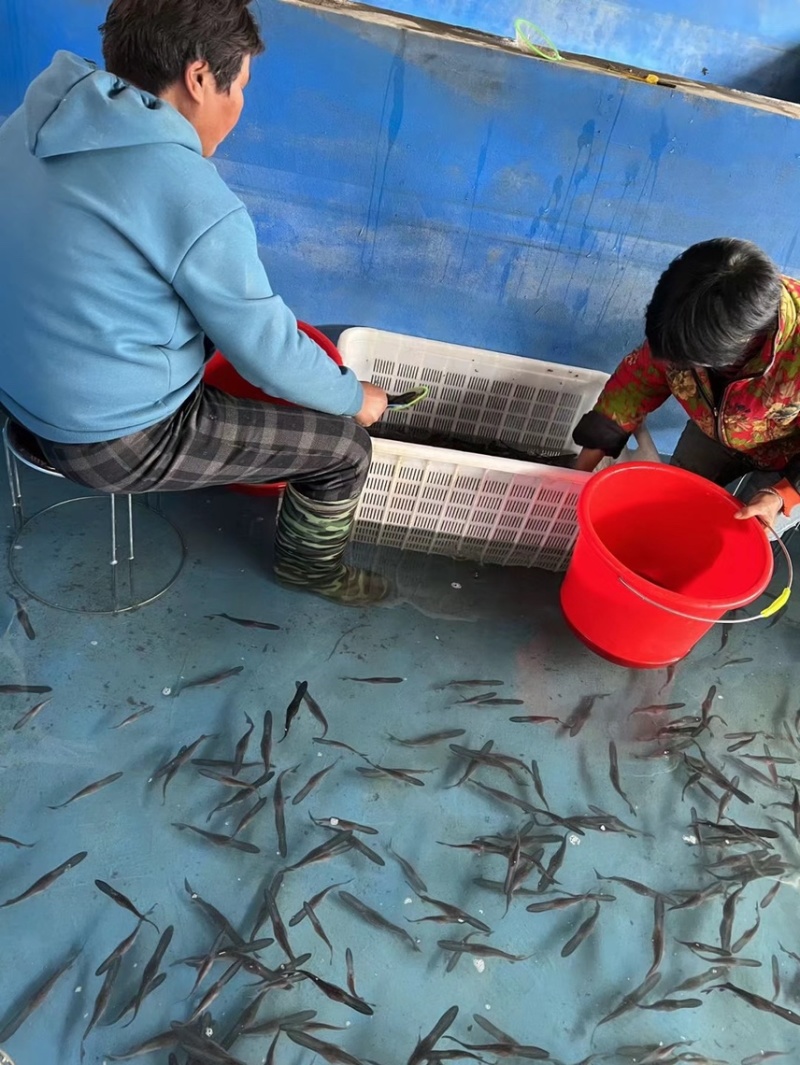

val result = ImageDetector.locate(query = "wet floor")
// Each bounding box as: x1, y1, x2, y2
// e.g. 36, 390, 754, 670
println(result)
1, 472, 799, 1065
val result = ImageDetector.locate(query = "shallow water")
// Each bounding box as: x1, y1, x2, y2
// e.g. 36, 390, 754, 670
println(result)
0, 479, 799, 1065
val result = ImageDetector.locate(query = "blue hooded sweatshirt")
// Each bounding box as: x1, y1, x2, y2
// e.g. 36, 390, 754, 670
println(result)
0, 52, 363, 443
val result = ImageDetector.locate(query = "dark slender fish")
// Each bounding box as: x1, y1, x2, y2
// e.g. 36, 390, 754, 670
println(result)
509, 715, 562, 725
649, 894, 665, 975
292, 761, 340, 806
0, 949, 80, 1042
231, 713, 255, 776
721, 657, 754, 667
413, 892, 490, 933
443, 680, 504, 687
630, 702, 686, 716
437, 940, 531, 962
386, 843, 428, 893
49, 771, 123, 810
356, 763, 430, 786
95, 879, 158, 932
96, 921, 145, 976
608, 741, 636, 816
204, 613, 280, 630
83, 956, 121, 1043
761, 881, 783, 909
454, 693, 498, 704
173, 665, 243, 695
232, 795, 268, 837
1, 851, 87, 907
260, 709, 273, 776
8, 592, 35, 640
0, 683, 51, 694
563, 693, 609, 737
704, 982, 800, 1025
637, 997, 702, 1011
300, 683, 329, 737
475, 698, 525, 706
310, 814, 378, 835
187, 960, 242, 1023
345, 947, 357, 998
560, 902, 601, 958
184, 879, 244, 946
12, 696, 52, 730
152, 733, 216, 801
408, 1005, 460, 1064
289, 881, 351, 927
338, 890, 420, 951
111, 705, 155, 729
299, 969, 373, 1015
741, 1054, 792, 1065
731, 909, 761, 954
285, 1029, 364, 1065
264, 885, 295, 961
389, 728, 466, 747
286, 832, 355, 872
669, 966, 727, 994
241, 1009, 318, 1036
173, 822, 260, 853
526, 893, 614, 913
596, 971, 662, 1027
773, 954, 781, 1001
529, 759, 548, 809
446, 740, 495, 790
302, 903, 335, 962
349, 835, 386, 867
472, 1013, 519, 1044
106, 1030, 178, 1061
313, 737, 367, 758
281, 682, 307, 741
122, 925, 174, 1027
720, 885, 744, 953
342, 676, 405, 683
594, 871, 664, 900
274, 764, 297, 857
185, 930, 225, 997
0, 832, 34, 848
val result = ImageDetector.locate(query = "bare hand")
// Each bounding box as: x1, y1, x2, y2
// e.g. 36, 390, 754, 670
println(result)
354, 382, 389, 427
735, 490, 783, 527
573, 447, 606, 473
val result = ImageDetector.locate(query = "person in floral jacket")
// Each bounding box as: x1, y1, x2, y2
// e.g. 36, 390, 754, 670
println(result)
573, 237, 800, 530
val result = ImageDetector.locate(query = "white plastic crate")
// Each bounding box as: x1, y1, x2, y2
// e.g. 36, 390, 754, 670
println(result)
338, 328, 658, 570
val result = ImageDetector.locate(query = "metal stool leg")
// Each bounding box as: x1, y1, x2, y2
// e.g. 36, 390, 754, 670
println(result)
4, 434, 24, 531
110, 494, 119, 613
126, 494, 135, 605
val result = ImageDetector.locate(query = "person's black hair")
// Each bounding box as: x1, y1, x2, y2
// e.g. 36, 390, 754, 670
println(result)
645, 238, 782, 368
100, 0, 265, 96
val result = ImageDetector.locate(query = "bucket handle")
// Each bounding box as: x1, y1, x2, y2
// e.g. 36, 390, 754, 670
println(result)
618, 519, 793, 625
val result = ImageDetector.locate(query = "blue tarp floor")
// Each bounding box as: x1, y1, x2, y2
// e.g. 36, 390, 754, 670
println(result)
0, 470, 799, 1065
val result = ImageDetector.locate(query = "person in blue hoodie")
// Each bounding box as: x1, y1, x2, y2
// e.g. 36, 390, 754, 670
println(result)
0, 0, 390, 606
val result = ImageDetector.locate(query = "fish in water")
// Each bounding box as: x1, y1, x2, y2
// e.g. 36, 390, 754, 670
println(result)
443, 679, 504, 687
83, 956, 121, 1044
281, 682, 307, 741
412, 891, 490, 933
355, 763, 431, 786
345, 947, 358, 998
286, 832, 356, 872
313, 737, 367, 758
292, 762, 341, 806
563, 693, 609, 737
302, 903, 335, 962
338, 890, 421, 952
263, 885, 295, 961
48, 771, 124, 810
121, 925, 174, 1027
437, 939, 532, 962
475, 698, 525, 707
8, 592, 35, 640
172, 665, 243, 695
389, 728, 467, 747
95, 880, 159, 931
703, 982, 800, 1026
301, 684, 329, 737
233, 795, 269, 837
0, 948, 80, 1042
111, 704, 155, 729
596, 971, 662, 1028
173, 823, 260, 853
0, 833, 34, 848
637, 997, 702, 1011
284, 1029, 364, 1065
386, 843, 428, 893
299, 969, 373, 1015
96, 921, 145, 976
342, 676, 404, 683
0, 683, 51, 694
407, 1005, 460, 1065
530, 759, 549, 809
608, 741, 636, 817
274, 765, 298, 857
560, 901, 601, 957
204, 613, 280, 629
12, 697, 52, 731
232, 713, 255, 776
526, 892, 615, 913
260, 709, 273, 775
509, 715, 562, 726
1, 851, 87, 908
184, 879, 244, 946
310, 814, 378, 835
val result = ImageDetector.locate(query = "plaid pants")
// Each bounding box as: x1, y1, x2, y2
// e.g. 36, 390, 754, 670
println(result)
40, 384, 371, 502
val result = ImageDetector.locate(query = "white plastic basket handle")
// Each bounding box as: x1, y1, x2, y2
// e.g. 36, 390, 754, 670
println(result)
618, 520, 793, 625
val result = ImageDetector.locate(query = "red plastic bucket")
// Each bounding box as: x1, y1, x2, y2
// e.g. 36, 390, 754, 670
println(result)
203, 321, 344, 497
560, 462, 774, 668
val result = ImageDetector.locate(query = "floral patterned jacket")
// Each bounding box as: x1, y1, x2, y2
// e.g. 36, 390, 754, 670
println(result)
573, 278, 800, 490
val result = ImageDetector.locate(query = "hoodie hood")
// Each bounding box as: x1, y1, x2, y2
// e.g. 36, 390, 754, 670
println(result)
24, 50, 201, 159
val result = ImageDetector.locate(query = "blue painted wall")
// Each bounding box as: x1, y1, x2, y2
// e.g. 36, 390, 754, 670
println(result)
3, 0, 800, 452
371, 0, 800, 101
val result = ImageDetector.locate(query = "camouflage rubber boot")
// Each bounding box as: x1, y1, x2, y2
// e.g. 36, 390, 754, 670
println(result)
273, 484, 390, 605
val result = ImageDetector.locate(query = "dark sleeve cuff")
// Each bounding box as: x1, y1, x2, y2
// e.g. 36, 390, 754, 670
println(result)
572, 410, 631, 458
783, 453, 800, 494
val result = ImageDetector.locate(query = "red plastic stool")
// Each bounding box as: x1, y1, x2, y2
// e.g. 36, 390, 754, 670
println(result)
203, 321, 343, 497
